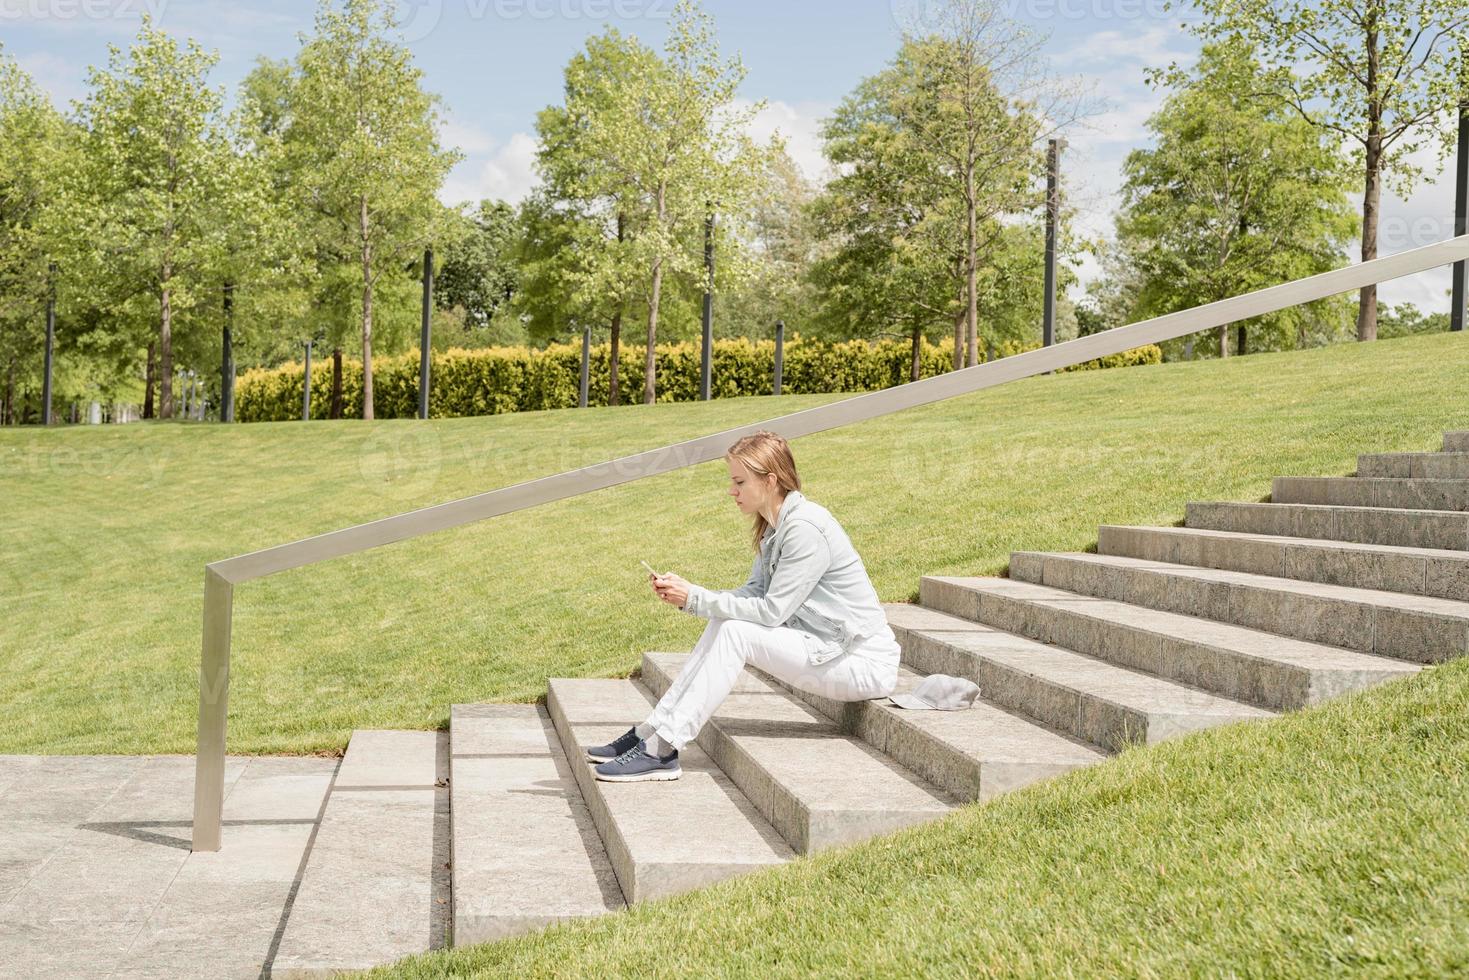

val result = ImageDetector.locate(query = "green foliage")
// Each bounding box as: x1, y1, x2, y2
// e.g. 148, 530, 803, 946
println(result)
0, 45, 68, 411
235, 336, 1161, 421
1116, 38, 1359, 359
530, 2, 772, 402
435, 200, 519, 336
284, 0, 463, 417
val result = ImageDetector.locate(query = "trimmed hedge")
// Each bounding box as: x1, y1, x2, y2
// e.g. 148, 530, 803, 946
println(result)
235, 336, 1162, 422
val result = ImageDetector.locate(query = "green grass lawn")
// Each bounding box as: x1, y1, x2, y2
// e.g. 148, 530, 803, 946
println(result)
0, 331, 1464, 756
363, 657, 1469, 978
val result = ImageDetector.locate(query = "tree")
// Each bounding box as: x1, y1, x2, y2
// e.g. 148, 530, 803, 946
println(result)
67, 17, 236, 420
536, 2, 766, 405
891, 0, 1078, 367
1116, 39, 1360, 357
0, 47, 66, 424
287, 0, 461, 419
811, 59, 967, 377
436, 200, 520, 338
723, 145, 821, 341
1180, 0, 1469, 341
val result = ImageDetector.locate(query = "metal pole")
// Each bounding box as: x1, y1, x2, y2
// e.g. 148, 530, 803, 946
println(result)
222, 284, 235, 423
1043, 140, 1062, 349
42, 262, 55, 426
191, 566, 234, 851
774, 320, 784, 396
419, 247, 434, 419
701, 211, 715, 400
302, 340, 313, 421
579, 325, 591, 408
1453, 56, 1467, 332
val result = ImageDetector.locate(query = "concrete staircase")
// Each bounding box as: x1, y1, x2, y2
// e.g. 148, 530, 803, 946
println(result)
265, 431, 1469, 974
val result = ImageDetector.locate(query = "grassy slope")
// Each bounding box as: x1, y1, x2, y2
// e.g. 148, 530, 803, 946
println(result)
0, 332, 1464, 755
365, 658, 1469, 978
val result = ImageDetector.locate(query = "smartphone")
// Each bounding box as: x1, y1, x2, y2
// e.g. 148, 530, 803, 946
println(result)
640, 560, 662, 579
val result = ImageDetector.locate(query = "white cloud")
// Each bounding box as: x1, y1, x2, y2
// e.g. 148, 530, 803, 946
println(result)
13, 49, 85, 107
441, 130, 540, 206
740, 98, 834, 184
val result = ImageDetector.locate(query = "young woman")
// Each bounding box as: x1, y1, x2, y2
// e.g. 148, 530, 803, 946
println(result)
586, 429, 902, 782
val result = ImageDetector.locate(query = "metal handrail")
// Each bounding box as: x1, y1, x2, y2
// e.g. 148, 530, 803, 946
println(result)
191, 234, 1469, 850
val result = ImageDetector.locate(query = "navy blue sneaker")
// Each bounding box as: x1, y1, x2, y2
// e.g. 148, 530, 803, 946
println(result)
584, 726, 642, 764
593, 744, 681, 782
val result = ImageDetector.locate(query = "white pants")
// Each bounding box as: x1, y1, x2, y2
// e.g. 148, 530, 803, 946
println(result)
645, 617, 901, 751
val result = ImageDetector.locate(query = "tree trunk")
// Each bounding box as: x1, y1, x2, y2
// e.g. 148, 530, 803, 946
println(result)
1218, 324, 1229, 359
2, 358, 13, 425
143, 342, 156, 419
1236, 323, 1247, 356
331, 347, 344, 419
910, 322, 922, 382
951, 305, 965, 371
644, 189, 666, 405
1357, 27, 1383, 342
609, 308, 622, 406
159, 276, 174, 420
964, 165, 979, 368
360, 195, 376, 420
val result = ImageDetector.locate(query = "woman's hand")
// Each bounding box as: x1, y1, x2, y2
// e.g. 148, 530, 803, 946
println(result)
650, 572, 692, 610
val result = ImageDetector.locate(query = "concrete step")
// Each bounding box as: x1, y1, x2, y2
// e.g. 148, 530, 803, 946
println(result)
1098, 524, 1469, 601
1273, 476, 1469, 511
640, 653, 956, 854
752, 652, 1107, 804
1185, 501, 1469, 552
448, 704, 624, 946
891, 594, 1273, 751
1358, 452, 1469, 479
1009, 551, 1469, 665
545, 677, 792, 904
1445, 432, 1469, 452
934, 571, 1418, 710
272, 730, 450, 978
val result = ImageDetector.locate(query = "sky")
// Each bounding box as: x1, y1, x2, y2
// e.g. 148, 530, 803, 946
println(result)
1, 0, 1462, 310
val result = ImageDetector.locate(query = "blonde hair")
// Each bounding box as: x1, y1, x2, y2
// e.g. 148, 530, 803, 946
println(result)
726, 430, 801, 552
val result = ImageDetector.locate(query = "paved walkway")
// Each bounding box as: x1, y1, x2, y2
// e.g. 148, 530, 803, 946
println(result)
0, 753, 338, 979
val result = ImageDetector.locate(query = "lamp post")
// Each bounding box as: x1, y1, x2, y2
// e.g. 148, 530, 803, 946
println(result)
419, 247, 434, 419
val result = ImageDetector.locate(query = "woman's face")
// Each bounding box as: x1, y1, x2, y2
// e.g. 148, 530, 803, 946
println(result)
726, 456, 775, 516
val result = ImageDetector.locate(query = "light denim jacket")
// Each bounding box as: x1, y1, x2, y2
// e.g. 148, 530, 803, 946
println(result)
680, 490, 894, 665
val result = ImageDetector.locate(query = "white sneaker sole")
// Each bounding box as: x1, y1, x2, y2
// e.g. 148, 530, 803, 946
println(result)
593, 767, 681, 782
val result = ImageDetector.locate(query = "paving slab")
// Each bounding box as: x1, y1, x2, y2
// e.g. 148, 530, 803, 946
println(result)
1443, 431, 1469, 452
1185, 501, 1469, 551
748, 652, 1107, 804
1009, 550, 1469, 664
903, 587, 1274, 751
545, 677, 793, 904
642, 652, 956, 854
1358, 451, 1469, 480
945, 570, 1418, 710
271, 731, 450, 978
0, 754, 335, 980
449, 703, 624, 946
1273, 475, 1469, 511
1099, 523, 1469, 601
